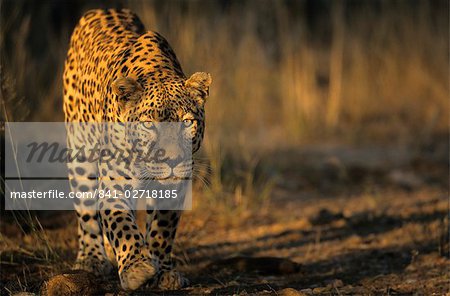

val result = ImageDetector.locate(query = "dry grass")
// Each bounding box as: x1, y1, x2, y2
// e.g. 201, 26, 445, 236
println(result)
127, 1, 448, 147
2, 1, 447, 143
127, 0, 448, 211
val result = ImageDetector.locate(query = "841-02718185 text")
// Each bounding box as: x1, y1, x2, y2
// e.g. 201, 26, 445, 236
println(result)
9, 189, 180, 199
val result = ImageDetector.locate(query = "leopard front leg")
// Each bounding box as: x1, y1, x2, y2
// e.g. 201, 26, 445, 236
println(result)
72, 203, 113, 276
146, 209, 189, 290
67, 132, 113, 276
99, 182, 158, 291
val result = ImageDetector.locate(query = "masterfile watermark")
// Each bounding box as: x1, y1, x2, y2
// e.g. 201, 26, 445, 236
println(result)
26, 141, 175, 169
4, 122, 193, 210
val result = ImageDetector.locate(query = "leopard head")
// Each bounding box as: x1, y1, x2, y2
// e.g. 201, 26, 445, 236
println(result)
111, 72, 212, 184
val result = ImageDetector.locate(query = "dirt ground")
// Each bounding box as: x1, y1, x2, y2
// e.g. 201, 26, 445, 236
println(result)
1, 146, 448, 295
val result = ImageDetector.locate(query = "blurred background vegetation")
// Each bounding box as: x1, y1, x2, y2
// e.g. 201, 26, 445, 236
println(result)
1, 0, 448, 212
2, 0, 448, 142
1, 3, 448, 293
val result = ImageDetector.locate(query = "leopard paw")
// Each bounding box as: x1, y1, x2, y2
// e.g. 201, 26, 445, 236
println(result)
119, 255, 158, 291
157, 270, 189, 290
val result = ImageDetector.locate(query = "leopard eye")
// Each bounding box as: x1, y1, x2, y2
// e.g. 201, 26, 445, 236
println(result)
183, 119, 194, 127
142, 121, 155, 129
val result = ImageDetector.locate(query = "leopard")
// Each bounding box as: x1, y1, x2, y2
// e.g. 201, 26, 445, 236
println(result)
62, 8, 211, 291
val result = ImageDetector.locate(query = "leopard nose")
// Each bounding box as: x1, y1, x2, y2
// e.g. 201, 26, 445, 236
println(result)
166, 156, 184, 169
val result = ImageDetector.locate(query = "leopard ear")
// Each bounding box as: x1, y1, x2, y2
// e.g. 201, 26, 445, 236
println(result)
111, 77, 144, 101
185, 72, 212, 105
